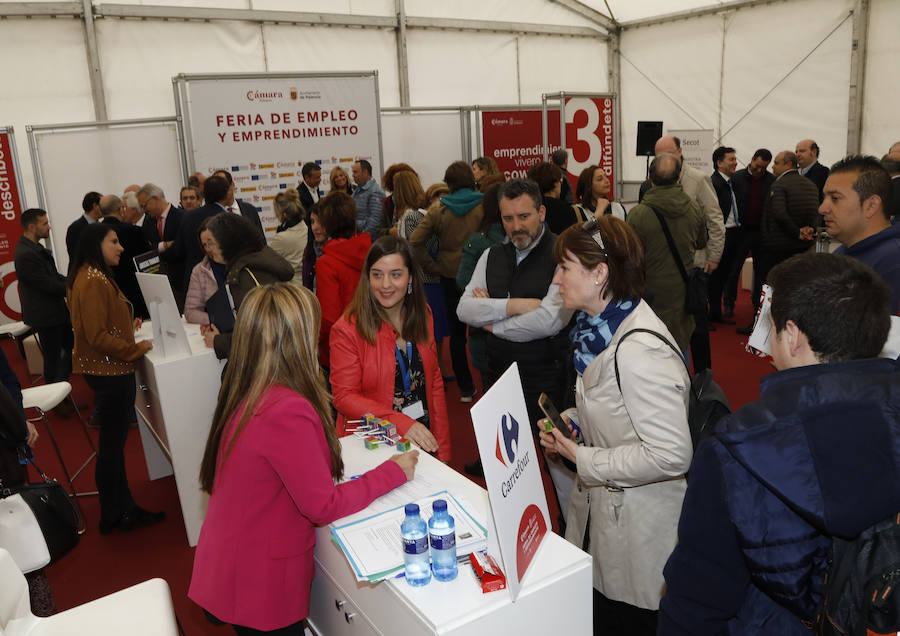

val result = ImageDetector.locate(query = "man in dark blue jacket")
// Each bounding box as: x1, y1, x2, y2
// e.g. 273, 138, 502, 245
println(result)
660, 252, 900, 635
820, 154, 900, 313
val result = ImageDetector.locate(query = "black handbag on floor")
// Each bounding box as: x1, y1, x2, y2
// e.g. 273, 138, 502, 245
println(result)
1, 460, 83, 566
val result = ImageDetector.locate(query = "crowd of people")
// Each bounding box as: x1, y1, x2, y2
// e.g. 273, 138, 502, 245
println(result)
2, 140, 899, 635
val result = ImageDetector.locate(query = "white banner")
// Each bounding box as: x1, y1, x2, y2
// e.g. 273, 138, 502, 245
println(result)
470, 363, 551, 602
178, 73, 382, 238
668, 129, 714, 175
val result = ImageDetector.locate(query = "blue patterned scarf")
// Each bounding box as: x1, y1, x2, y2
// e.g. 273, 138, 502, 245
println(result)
570, 299, 638, 376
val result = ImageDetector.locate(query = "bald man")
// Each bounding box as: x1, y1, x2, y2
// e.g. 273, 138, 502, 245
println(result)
100, 194, 152, 318
652, 135, 725, 372
795, 139, 829, 203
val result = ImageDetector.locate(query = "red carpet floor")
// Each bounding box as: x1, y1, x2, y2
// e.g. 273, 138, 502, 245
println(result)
4, 286, 773, 634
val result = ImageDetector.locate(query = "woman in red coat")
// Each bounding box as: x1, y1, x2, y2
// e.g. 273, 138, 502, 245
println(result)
330, 236, 452, 462
189, 283, 418, 635
314, 191, 372, 370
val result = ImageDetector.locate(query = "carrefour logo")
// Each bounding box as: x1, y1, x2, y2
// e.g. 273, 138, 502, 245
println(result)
495, 412, 519, 467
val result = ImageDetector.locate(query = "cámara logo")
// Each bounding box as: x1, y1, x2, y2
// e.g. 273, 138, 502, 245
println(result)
495, 412, 519, 467
246, 89, 284, 103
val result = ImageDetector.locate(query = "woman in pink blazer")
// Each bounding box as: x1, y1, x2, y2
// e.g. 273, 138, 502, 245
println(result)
189, 283, 418, 635
330, 235, 452, 462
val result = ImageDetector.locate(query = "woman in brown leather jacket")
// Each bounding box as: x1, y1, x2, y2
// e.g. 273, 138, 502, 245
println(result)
67, 223, 163, 535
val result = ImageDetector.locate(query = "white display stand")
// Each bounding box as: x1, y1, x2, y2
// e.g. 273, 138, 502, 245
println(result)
309, 439, 592, 636
132, 320, 225, 546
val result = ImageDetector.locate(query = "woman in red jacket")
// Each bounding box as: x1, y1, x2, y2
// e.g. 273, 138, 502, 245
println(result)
190, 283, 418, 635
330, 236, 452, 462
314, 191, 372, 371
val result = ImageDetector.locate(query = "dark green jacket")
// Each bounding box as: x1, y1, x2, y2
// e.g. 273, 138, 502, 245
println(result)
627, 185, 707, 350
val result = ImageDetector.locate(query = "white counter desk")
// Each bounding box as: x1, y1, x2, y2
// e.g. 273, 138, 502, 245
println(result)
132, 321, 224, 546
310, 438, 593, 636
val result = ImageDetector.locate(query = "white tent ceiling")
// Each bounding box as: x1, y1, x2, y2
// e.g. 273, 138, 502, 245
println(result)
579, 0, 734, 24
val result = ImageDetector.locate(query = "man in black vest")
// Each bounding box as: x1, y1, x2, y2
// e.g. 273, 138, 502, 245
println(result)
457, 179, 574, 506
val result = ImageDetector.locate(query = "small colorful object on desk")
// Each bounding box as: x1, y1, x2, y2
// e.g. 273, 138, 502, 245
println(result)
364, 413, 379, 427
364, 436, 380, 450
395, 438, 411, 452
379, 421, 397, 438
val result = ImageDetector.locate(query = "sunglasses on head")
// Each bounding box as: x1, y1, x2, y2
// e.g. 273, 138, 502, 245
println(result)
581, 217, 609, 260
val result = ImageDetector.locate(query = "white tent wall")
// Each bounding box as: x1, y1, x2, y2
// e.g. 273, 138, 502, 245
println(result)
2, 0, 894, 211
620, 15, 722, 186
619, 0, 854, 188
861, 0, 900, 157
98, 20, 267, 120
262, 26, 400, 107
1, 17, 96, 209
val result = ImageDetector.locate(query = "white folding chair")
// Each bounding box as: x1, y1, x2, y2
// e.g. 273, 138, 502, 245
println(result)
0, 548, 180, 636
0, 322, 36, 385
21, 382, 98, 504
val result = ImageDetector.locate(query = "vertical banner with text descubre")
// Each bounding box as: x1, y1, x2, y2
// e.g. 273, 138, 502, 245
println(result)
178, 74, 381, 239
564, 96, 616, 196
0, 129, 26, 324
481, 110, 560, 181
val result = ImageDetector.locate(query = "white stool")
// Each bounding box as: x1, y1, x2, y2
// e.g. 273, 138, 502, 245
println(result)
0, 322, 35, 384
0, 548, 180, 635
21, 382, 97, 502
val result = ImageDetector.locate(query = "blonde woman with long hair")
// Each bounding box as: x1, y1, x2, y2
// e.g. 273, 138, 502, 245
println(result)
190, 283, 418, 635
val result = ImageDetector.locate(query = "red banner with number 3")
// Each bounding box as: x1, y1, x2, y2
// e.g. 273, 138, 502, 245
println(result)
564, 96, 616, 194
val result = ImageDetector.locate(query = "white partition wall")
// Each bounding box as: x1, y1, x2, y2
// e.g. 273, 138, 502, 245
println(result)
380, 109, 466, 188
27, 118, 186, 274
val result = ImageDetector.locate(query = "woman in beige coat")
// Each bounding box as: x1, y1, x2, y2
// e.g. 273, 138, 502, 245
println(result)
540, 215, 692, 636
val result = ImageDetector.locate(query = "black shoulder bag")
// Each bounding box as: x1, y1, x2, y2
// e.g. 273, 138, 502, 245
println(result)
648, 205, 708, 315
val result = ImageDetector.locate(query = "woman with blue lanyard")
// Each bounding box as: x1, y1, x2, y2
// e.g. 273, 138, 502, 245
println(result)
330, 235, 452, 462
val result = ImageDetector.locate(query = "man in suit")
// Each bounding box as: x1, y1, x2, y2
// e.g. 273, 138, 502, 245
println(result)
179, 186, 201, 211
188, 172, 206, 203
731, 149, 775, 321
100, 194, 152, 318
212, 169, 266, 239
138, 183, 185, 308
65, 191, 102, 259
709, 146, 740, 324
882, 152, 900, 220
796, 139, 829, 203
14, 208, 73, 395
297, 162, 323, 213
653, 135, 725, 372
351, 159, 386, 237
122, 185, 143, 225
165, 175, 230, 288
742, 151, 818, 334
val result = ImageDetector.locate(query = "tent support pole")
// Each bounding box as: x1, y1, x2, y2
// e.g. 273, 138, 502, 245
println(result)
395, 0, 410, 108
846, 0, 869, 155
80, 0, 107, 121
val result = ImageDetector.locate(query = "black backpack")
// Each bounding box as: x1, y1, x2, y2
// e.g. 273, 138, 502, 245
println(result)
816, 513, 900, 636
613, 328, 731, 451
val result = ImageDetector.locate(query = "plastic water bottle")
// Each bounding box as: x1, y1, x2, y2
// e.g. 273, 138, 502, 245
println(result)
428, 499, 458, 582
401, 503, 431, 587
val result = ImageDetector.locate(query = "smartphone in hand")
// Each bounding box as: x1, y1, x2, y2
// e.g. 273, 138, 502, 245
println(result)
538, 392, 576, 440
